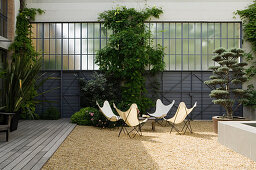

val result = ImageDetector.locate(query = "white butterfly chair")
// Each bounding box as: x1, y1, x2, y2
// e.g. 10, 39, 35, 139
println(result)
96, 101, 121, 122
164, 102, 197, 135
113, 103, 148, 138
148, 99, 175, 126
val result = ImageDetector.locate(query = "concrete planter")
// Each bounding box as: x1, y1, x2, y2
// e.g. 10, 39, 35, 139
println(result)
212, 116, 248, 134
243, 106, 256, 120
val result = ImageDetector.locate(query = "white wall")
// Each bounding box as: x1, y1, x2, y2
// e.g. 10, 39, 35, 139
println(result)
26, 0, 253, 22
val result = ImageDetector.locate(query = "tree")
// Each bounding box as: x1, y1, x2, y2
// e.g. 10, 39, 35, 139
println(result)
96, 7, 165, 113
204, 48, 249, 119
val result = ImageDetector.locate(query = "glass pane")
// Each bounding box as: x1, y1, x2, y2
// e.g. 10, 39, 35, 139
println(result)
235, 39, 240, 48
170, 55, 175, 70
82, 55, 88, 70
63, 55, 68, 70
189, 55, 195, 70
63, 39, 68, 54
208, 39, 214, 54
101, 26, 107, 38
32, 39, 36, 50
176, 23, 181, 38
101, 39, 106, 49
183, 23, 189, 38
69, 55, 74, 70
44, 39, 49, 54
164, 39, 169, 54
221, 23, 228, 38
176, 39, 181, 54
228, 39, 234, 49
157, 23, 163, 38
94, 39, 100, 53
37, 39, 43, 52
189, 39, 195, 54
208, 23, 214, 39
215, 39, 221, 50
150, 23, 157, 38
75, 55, 80, 70
82, 23, 88, 38
88, 23, 94, 38
50, 23, 55, 38
75, 23, 81, 38
195, 55, 201, 70
202, 39, 207, 54
183, 39, 189, 54
202, 55, 207, 70
56, 23, 62, 38
183, 55, 188, 70
170, 23, 175, 38
88, 55, 94, 70
164, 55, 169, 70
176, 55, 181, 70
221, 39, 228, 49
31, 24, 37, 38
56, 55, 61, 70
202, 23, 207, 38
94, 55, 99, 70
164, 23, 169, 38
215, 23, 221, 38
88, 39, 93, 54
235, 23, 240, 38
195, 39, 201, 54
69, 23, 75, 38
208, 54, 214, 68
189, 23, 195, 38
82, 39, 87, 54
94, 23, 100, 38
195, 23, 201, 38
170, 39, 175, 54
157, 39, 162, 46
63, 23, 68, 38
44, 55, 49, 70
75, 39, 81, 54
44, 23, 49, 38
50, 39, 55, 54
228, 23, 234, 38
56, 39, 61, 54
38, 24, 43, 38
49, 55, 55, 69
69, 39, 74, 54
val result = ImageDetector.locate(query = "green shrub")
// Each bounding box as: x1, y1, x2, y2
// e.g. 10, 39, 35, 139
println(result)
71, 107, 119, 128
40, 107, 60, 120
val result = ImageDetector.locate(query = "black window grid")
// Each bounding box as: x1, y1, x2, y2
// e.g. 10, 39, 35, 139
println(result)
30, 22, 242, 71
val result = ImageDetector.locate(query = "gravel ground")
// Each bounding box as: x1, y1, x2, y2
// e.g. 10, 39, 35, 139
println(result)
43, 121, 256, 170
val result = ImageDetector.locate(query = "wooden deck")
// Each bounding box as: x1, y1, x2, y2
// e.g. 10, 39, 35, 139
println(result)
0, 119, 76, 170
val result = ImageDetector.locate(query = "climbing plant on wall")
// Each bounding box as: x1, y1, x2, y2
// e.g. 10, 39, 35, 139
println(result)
236, 1, 256, 107
96, 7, 165, 113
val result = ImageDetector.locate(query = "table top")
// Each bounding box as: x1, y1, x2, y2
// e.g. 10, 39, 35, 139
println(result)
0, 112, 15, 115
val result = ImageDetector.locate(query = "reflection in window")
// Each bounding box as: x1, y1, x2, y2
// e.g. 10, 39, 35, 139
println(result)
31, 22, 241, 71
0, 0, 7, 38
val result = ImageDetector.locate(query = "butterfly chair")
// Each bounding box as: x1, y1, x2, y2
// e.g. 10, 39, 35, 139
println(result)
164, 102, 197, 135
113, 103, 148, 138
148, 99, 175, 126
96, 101, 121, 122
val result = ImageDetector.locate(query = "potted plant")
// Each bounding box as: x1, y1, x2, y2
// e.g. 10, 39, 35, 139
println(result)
204, 48, 250, 133
0, 8, 44, 131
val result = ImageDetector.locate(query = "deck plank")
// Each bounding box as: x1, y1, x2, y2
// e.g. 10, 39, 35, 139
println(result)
0, 119, 75, 170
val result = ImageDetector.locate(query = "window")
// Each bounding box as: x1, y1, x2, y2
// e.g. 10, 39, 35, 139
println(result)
0, 0, 7, 38
31, 22, 241, 71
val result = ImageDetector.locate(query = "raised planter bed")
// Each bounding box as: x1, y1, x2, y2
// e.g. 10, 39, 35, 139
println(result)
218, 121, 256, 162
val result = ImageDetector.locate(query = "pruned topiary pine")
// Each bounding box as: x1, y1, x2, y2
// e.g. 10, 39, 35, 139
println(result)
204, 48, 249, 119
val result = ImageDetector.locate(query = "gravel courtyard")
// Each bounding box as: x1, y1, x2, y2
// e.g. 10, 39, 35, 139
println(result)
43, 121, 256, 169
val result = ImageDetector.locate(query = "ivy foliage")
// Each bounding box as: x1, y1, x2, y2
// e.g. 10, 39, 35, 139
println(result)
96, 7, 165, 113
0, 8, 44, 115
236, 1, 256, 107
204, 48, 249, 119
